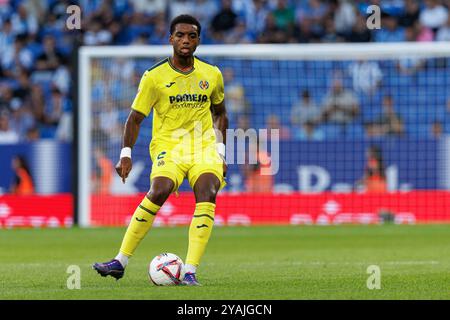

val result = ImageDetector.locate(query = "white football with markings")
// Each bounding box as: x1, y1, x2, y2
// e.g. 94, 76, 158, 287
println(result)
149, 253, 185, 286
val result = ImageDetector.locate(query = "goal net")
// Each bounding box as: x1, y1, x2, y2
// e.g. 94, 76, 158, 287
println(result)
78, 43, 450, 227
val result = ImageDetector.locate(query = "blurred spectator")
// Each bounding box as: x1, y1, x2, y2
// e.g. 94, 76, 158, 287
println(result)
0, 111, 19, 144
399, 0, 421, 27
291, 90, 322, 127
224, 19, 254, 43
130, 0, 166, 17
0, 85, 14, 112
169, 0, 196, 21
245, 0, 270, 37
296, 0, 328, 37
365, 95, 404, 137
346, 13, 372, 42
236, 114, 251, 131
10, 155, 34, 195
35, 35, 66, 71
99, 102, 123, 143
193, 0, 219, 29
272, 0, 295, 31
13, 69, 32, 102
419, 0, 448, 31
10, 3, 38, 36
348, 60, 383, 95
0, 19, 14, 57
93, 146, 114, 194
83, 17, 113, 45
211, 0, 237, 38
321, 78, 360, 130
321, 18, 344, 43
396, 51, 426, 75
1, 34, 34, 76
26, 126, 40, 141
414, 21, 435, 41
52, 62, 71, 95
294, 121, 325, 141
266, 114, 290, 140
242, 139, 273, 193
430, 121, 443, 139
223, 67, 251, 121
92, 116, 110, 144
29, 84, 45, 122
149, 17, 167, 44
436, 15, 450, 41
9, 103, 35, 140
356, 145, 387, 193
374, 13, 406, 42
258, 12, 289, 43
132, 31, 150, 45
333, 0, 357, 35
23, 0, 48, 25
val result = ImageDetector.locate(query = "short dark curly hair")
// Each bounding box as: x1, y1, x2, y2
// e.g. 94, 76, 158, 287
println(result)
170, 14, 201, 36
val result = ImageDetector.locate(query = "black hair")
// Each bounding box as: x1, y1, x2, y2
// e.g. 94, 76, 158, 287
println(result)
170, 14, 201, 36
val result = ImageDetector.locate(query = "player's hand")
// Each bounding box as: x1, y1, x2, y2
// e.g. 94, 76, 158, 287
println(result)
115, 157, 132, 183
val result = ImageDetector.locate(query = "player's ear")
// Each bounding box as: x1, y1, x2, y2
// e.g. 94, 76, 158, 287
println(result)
169, 34, 173, 45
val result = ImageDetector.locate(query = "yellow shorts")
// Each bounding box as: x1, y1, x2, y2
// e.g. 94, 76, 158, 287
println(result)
149, 144, 226, 193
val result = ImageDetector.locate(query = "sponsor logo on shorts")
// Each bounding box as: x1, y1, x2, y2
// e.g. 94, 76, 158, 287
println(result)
157, 151, 166, 159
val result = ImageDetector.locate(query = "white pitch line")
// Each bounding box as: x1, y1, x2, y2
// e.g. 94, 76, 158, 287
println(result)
205, 261, 440, 267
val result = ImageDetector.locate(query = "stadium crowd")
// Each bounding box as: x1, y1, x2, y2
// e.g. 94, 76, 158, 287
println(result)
0, 0, 449, 144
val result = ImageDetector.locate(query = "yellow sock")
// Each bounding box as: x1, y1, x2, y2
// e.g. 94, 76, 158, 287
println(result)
119, 197, 160, 257
186, 202, 216, 267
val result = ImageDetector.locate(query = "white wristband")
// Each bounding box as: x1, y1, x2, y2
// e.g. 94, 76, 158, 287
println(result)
216, 143, 226, 159
120, 147, 132, 159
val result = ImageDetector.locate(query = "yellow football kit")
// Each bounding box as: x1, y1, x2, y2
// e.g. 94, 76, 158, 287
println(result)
131, 56, 226, 192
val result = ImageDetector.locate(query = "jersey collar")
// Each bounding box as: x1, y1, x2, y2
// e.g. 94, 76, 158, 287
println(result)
168, 57, 195, 75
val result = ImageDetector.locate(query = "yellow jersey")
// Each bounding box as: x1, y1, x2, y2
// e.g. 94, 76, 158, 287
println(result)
131, 56, 224, 158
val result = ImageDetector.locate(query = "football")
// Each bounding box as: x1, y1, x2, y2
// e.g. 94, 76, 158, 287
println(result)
148, 253, 185, 286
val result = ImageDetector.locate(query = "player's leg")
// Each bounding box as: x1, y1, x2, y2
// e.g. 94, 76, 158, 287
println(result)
184, 172, 221, 285
92, 177, 174, 280
116, 177, 174, 262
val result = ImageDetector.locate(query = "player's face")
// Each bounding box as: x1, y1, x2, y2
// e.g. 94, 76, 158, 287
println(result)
170, 23, 200, 58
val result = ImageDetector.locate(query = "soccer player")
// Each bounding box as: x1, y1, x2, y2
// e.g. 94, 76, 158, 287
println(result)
93, 15, 228, 286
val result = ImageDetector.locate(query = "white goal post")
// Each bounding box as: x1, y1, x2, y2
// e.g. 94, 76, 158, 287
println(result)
78, 42, 450, 227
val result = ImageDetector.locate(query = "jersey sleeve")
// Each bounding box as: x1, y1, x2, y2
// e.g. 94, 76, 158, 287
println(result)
211, 68, 225, 105
131, 70, 157, 117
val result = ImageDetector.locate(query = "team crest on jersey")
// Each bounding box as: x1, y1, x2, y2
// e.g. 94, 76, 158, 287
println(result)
157, 160, 165, 167
199, 80, 209, 90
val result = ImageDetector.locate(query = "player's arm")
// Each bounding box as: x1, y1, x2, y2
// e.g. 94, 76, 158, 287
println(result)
116, 110, 146, 183
211, 100, 228, 145
116, 70, 155, 183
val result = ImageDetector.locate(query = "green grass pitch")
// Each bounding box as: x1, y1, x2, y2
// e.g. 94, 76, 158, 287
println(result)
0, 225, 449, 299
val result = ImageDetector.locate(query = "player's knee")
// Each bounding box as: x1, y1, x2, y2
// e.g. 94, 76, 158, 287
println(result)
147, 189, 170, 205
195, 186, 217, 203
147, 181, 173, 205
